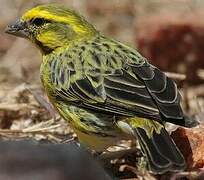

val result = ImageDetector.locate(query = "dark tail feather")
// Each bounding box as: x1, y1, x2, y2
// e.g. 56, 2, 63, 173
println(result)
164, 115, 199, 128
183, 115, 199, 128
134, 127, 186, 174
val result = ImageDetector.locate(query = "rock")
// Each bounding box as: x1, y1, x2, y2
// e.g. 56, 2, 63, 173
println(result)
0, 140, 112, 180
172, 124, 204, 169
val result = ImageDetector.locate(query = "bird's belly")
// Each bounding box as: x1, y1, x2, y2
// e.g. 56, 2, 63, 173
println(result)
55, 104, 130, 151
73, 128, 120, 152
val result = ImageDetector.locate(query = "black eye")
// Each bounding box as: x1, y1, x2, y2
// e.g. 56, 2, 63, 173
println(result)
31, 18, 48, 26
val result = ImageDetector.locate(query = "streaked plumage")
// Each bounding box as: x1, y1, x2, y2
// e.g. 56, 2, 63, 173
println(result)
6, 4, 198, 174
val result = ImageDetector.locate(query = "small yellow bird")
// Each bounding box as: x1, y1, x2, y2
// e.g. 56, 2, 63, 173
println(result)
6, 4, 198, 174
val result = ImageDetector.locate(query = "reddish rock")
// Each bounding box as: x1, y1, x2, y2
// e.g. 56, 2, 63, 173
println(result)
172, 125, 204, 169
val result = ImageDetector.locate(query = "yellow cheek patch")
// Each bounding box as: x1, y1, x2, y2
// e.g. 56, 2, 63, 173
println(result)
37, 30, 58, 48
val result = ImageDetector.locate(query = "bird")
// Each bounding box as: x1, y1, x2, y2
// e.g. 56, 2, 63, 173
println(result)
5, 4, 198, 174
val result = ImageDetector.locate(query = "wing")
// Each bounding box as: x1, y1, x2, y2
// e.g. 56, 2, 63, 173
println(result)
51, 37, 187, 125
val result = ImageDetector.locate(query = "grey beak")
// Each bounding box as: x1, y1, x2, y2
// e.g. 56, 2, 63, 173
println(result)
5, 20, 29, 38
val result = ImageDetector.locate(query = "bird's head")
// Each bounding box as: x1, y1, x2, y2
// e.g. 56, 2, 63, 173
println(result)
5, 4, 97, 54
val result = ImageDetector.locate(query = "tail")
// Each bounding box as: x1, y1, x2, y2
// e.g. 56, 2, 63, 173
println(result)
164, 115, 199, 128
134, 126, 186, 174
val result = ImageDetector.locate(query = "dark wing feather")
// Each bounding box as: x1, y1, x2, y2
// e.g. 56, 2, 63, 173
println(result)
59, 75, 161, 120
129, 61, 186, 124
103, 69, 160, 117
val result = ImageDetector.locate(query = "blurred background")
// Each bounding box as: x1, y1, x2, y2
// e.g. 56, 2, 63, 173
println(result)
1, 0, 204, 179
